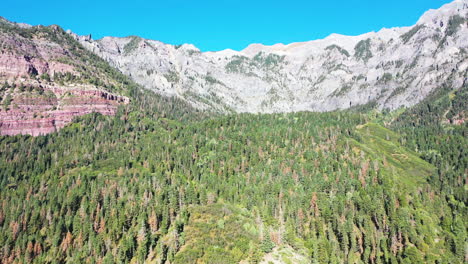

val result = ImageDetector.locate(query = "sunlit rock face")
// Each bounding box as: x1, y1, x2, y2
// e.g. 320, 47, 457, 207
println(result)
76, 0, 468, 113
0, 18, 129, 136
0, 85, 128, 136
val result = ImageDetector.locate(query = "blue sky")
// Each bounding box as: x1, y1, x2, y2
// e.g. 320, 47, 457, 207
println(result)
3, 0, 452, 51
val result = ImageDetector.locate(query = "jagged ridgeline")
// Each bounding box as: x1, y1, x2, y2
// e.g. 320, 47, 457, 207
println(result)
0, 18, 207, 130
76, 1, 468, 113
1, 100, 466, 263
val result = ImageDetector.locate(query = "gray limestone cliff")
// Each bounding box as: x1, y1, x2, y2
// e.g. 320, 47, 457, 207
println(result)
75, 0, 468, 113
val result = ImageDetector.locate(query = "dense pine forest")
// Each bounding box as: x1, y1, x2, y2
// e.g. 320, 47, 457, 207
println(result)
1, 76, 466, 263
0, 17, 467, 263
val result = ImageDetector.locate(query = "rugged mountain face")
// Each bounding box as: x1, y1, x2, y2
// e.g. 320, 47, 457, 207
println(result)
0, 19, 129, 136
76, 0, 468, 113
1, 0, 465, 136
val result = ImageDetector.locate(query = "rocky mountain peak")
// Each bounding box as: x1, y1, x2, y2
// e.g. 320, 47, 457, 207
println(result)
69, 0, 467, 114
417, 0, 468, 26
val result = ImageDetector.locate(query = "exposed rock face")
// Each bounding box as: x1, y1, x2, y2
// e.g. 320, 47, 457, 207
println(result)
0, 53, 76, 79
0, 84, 128, 136
77, 0, 468, 113
0, 17, 129, 136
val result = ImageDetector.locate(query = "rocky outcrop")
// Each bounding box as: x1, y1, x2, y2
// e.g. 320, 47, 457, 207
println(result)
0, 17, 130, 136
77, 0, 468, 113
0, 83, 129, 136
0, 53, 75, 79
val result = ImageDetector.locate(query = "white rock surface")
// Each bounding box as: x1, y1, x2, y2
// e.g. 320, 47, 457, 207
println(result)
75, 0, 468, 113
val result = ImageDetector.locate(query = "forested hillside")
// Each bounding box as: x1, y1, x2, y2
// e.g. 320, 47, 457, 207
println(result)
0, 79, 466, 263
1, 1, 467, 263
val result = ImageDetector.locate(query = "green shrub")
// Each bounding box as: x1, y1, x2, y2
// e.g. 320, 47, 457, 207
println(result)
123, 36, 141, 54
354, 38, 373, 62
325, 44, 350, 57
400, 25, 425, 44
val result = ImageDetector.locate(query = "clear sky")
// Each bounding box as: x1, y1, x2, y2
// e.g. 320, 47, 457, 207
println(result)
2, 0, 453, 52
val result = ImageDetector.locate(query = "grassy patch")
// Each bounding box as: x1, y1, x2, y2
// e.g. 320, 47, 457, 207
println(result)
352, 123, 435, 189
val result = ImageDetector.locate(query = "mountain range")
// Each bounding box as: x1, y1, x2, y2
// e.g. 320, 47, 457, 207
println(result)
74, 0, 467, 113
0, 0, 467, 136
0, 1, 467, 264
